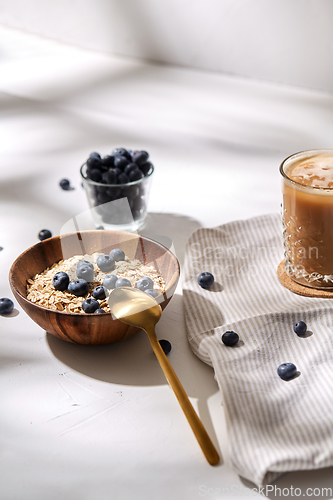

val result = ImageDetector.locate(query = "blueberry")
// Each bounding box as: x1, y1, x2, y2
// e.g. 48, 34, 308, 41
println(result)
115, 278, 132, 288
277, 363, 297, 381
88, 169, 102, 182
59, 178, 71, 190
101, 172, 110, 184
136, 276, 154, 291
145, 289, 159, 298
68, 279, 89, 296
92, 286, 108, 300
38, 229, 52, 241
97, 254, 115, 272
110, 248, 125, 261
76, 264, 94, 282
87, 153, 102, 170
101, 155, 114, 167
122, 184, 139, 198
95, 308, 106, 314
129, 168, 144, 182
159, 339, 172, 355
106, 168, 119, 184
114, 155, 130, 170
106, 186, 122, 200
0, 298, 14, 315
103, 274, 118, 289
124, 162, 138, 175
293, 321, 307, 337
118, 172, 130, 184
82, 298, 100, 313
77, 260, 94, 270
222, 331, 239, 347
130, 195, 144, 211
198, 272, 214, 289
139, 162, 152, 176
52, 271, 70, 291
132, 150, 149, 165
112, 148, 131, 160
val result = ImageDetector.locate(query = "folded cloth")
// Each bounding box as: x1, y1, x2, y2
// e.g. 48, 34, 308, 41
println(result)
182, 213, 333, 486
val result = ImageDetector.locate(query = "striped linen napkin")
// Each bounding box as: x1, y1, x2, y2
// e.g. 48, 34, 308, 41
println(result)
182, 213, 333, 486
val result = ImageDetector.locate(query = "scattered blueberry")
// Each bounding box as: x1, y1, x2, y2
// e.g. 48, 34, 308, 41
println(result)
92, 286, 108, 300
222, 331, 239, 347
103, 274, 118, 289
68, 279, 89, 296
198, 272, 214, 289
115, 278, 132, 288
277, 363, 297, 381
293, 321, 307, 337
97, 255, 115, 272
59, 178, 71, 190
52, 271, 70, 291
82, 298, 100, 313
0, 298, 14, 315
132, 150, 149, 165
136, 276, 154, 291
38, 229, 52, 241
145, 289, 159, 298
95, 308, 106, 314
159, 339, 172, 355
110, 248, 125, 262
76, 264, 94, 282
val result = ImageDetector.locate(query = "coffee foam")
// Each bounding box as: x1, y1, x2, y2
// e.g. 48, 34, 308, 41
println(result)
288, 153, 333, 188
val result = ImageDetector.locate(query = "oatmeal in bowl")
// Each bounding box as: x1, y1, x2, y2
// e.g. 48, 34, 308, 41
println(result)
9, 231, 180, 345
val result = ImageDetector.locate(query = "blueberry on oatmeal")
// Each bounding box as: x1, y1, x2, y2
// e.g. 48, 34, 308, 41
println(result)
82, 298, 99, 313
92, 286, 108, 300
103, 275, 118, 290
136, 277, 154, 292
68, 279, 89, 297
115, 278, 132, 288
76, 264, 94, 282
52, 272, 70, 291
109, 248, 125, 262
97, 255, 115, 273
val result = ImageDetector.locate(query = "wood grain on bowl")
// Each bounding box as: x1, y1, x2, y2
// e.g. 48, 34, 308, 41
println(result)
9, 231, 180, 345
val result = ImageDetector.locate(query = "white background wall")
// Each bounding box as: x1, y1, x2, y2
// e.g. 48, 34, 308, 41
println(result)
1, 0, 333, 92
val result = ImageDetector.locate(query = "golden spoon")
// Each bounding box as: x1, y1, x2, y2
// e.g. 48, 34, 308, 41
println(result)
109, 287, 219, 465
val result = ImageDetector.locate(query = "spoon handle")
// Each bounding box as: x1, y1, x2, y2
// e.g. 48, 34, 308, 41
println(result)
146, 327, 220, 466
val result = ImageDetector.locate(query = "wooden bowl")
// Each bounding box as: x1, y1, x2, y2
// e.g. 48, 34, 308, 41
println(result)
9, 231, 180, 345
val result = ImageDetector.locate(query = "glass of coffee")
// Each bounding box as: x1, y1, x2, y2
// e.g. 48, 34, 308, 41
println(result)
281, 149, 333, 289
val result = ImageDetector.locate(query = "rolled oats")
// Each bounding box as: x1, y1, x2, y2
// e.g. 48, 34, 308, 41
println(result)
26, 252, 165, 314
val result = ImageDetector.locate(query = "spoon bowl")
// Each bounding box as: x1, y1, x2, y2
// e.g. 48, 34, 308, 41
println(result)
109, 287, 220, 465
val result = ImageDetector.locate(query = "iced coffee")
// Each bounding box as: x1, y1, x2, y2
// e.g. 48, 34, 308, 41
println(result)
281, 149, 333, 289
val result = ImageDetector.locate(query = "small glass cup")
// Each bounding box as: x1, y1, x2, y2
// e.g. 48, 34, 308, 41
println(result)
280, 149, 333, 289
80, 163, 154, 232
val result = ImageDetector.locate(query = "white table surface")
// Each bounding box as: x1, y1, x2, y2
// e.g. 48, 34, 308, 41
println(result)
1, 26, 333, 500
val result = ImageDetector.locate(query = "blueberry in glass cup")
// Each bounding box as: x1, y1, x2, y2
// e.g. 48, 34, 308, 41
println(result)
81, 149, 154, 232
